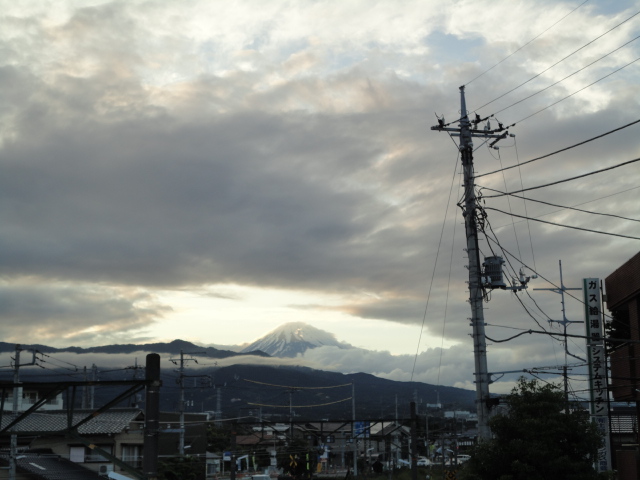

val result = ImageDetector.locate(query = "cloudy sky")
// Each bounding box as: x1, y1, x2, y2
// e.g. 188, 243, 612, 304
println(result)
1, 0, 639, 395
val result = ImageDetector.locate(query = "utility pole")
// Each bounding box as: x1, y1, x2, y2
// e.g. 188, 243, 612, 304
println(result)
82, 366, 88, 409
410, 402, 417, 480
352, 383, 357, 476
90, 363, 97, 409
431, 86, 511, 440
9, 345, 37, 480
170, 349, 206, 455
289, 389, 294, 445
9, 346, 21, 480
142, 353, 161, 480
533, 260, 583, 405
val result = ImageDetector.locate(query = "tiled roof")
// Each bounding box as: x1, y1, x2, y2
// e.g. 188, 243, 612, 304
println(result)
1, 408, 143, 435
0, 452, 104, 480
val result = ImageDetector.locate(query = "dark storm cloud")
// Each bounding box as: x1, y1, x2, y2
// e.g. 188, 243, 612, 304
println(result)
0, 65, 460, 300
0, 281, 168, 343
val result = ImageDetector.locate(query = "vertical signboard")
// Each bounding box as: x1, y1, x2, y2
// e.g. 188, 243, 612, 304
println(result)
583, 278, 611, 473
354, 421, 370, 438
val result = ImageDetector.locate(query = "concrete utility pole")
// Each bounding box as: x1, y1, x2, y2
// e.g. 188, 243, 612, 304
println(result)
9, 346, 21, 480
351, 383, 358, 476
9, 345, 37, 480
410, 402, 417, 480
431, 86, 510, 440
170, 349, 206, 455
90, 363, 97, 409
458, 87, 491, 441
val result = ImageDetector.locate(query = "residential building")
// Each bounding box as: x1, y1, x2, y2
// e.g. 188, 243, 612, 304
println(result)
605, 251, 640, 480
1, 408, 144, 476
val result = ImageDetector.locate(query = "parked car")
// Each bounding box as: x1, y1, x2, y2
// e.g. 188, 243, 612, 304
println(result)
416, 457, 431, 466
444, 454, 471, 465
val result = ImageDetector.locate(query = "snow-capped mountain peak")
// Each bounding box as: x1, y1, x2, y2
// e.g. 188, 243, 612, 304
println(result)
241, 322, 350, 358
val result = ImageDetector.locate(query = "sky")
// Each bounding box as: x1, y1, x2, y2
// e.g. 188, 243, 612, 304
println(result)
1, 0, 639, 395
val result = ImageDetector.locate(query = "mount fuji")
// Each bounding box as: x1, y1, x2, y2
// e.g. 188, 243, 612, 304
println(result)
240, 322, 352, 358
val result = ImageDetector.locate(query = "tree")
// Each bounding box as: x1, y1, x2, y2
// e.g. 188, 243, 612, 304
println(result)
159, 456, 204, 480
207, 424, 232, 453
460, 378, 605, 480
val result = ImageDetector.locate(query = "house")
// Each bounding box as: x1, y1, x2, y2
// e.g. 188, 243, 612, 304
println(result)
1, 408, 144, 477
605, 251, 640, 480
1, 387, 64, 412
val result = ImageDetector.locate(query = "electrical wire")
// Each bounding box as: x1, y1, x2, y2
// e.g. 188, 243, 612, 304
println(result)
481, 157, 640, 197
490, 185, 640, 232
479, 213, 568, 366
477, 119, 640, 178
524, 290, 553, 322
436, 156, 461, 387
465, 0, 590, 86
492, 34, 640, 117
412, 153, 460, 381
243, 379, 352, 390
484, 242, 636, 341
484, 207, 640, 240
511, 138, 538, 271
481, 187, 640, 223
33, 352, 80, 371
495, 148, 523, 260
484, 217, 550, 332
473, 9, 640, 112
246, 397, 352, 408
512, 56, 640, 125
487, 328, 593, 343
484, 223, 640, 351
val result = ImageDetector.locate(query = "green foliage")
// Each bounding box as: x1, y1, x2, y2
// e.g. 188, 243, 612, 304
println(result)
207, 424, 232, 453
460, 378, 605, 480
159, 455, 204, 480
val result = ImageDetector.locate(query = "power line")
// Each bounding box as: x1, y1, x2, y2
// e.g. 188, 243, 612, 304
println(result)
482, 239, 636, 340
465, 0, 590, 86
481, 157, 640, 197
500, 155, 523, 259
481, 216, 556, 334
243, 379, 352, 389
437, 159, 461, 387
513, 139, 538, 271
413, 153, 460, 382
481, 187, 640, 223
512, 56, 640, 125
477, 119, 640, 178
492, 34, 640, 117
473, 9, 640, 112
484, 207, 640, 240
246, 397, 352, 408
491, 185, 640, 232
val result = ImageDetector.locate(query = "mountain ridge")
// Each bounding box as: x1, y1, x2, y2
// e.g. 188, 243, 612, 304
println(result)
0, 339, 268, 359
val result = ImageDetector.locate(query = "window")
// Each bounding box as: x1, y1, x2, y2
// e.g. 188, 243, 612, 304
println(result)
70, 446, 85, 463
87, 445, 113, 462
22, 392, 37, 403
122, 444, 142, 468
70, 445, 113, 463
